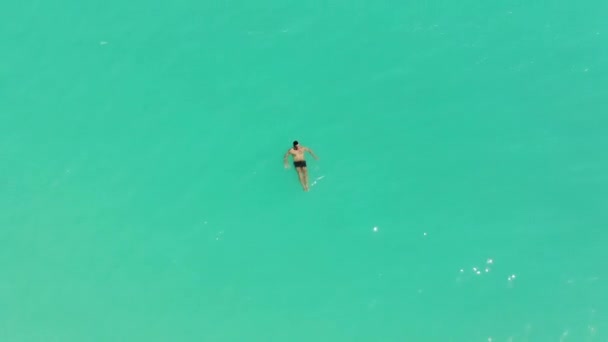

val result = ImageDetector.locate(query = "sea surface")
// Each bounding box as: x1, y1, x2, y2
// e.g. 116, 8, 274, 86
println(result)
1, 0, 607, 341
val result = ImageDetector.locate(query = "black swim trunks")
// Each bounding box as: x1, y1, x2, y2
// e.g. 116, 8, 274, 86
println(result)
293, 160, 307, 168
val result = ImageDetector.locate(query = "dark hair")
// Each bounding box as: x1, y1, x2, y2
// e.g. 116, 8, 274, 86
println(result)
293, 140, 299, 146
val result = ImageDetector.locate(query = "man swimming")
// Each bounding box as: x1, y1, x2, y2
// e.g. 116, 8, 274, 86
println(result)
284, 140, 319, 191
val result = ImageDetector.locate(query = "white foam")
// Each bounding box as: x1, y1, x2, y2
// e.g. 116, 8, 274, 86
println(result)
310, 175, 325, 187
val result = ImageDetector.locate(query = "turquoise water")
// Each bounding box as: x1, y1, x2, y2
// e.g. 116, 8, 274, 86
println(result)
2, 1, 607, 341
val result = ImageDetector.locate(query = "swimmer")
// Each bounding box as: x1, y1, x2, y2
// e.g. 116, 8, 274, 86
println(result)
283, 140, 319, 191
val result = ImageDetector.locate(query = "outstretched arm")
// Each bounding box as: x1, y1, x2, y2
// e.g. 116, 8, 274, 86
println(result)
283, 150, 291, 168
306, 147, 319, 160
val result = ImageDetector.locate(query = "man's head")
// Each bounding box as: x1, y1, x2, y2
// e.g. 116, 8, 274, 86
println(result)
293, 140, 299, 150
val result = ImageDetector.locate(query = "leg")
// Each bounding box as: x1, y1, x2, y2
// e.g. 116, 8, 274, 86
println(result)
303, 167, 309, 191
296, 168, 307, 191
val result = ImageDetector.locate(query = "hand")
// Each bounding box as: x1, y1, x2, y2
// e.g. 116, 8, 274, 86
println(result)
284, 163, 289, 169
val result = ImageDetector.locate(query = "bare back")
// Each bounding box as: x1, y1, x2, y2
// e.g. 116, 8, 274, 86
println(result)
288, 147, 308, 161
